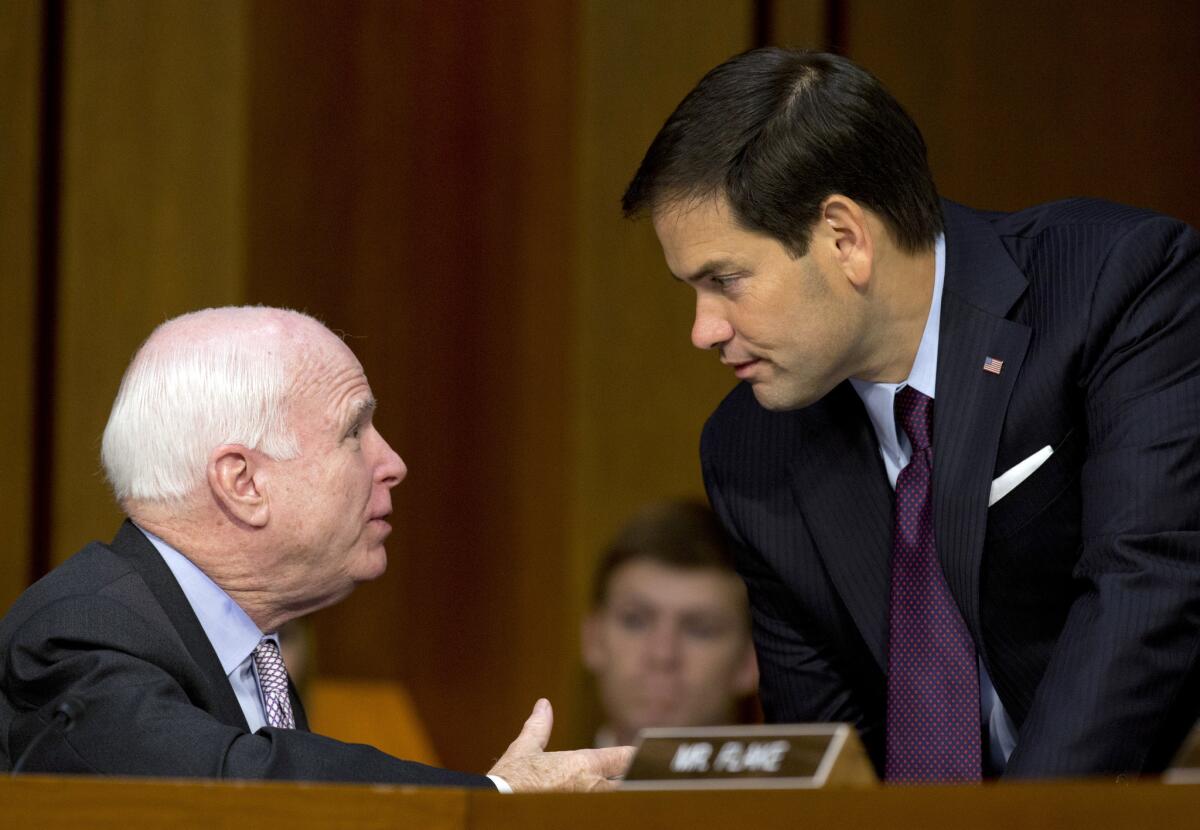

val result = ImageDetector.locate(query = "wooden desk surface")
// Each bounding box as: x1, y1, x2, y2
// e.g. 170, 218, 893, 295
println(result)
3, 775, 1199, 829
1, 775, 467, 830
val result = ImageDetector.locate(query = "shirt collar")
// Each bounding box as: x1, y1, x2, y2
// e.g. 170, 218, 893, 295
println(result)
136, 524, 266, 677
849, 234, 945, 465
903, 232, 945, 400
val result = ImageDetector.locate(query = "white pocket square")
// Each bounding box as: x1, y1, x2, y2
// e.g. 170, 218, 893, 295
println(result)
989, 445, 1053, 507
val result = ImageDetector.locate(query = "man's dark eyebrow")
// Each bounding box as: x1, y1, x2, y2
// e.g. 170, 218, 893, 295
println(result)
671, 258, 741, 284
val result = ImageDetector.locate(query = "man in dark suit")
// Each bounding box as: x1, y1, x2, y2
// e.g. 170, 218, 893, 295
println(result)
0, 306, 632, 789
622, 48, 1200, 781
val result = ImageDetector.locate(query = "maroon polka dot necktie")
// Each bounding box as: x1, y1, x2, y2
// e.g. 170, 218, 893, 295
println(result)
253, 638, 296, 729
885, 387, 981, 782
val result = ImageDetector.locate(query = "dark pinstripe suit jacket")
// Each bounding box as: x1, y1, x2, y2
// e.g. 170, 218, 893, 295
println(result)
0, 521, 492, 786
702, 199, 1200, 778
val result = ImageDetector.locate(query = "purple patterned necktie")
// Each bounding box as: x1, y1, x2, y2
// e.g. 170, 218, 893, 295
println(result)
885, 387, 981, 782
252, 638, 296, 729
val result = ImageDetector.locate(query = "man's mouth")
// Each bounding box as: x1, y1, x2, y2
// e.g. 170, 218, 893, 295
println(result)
728, 358, 761, 379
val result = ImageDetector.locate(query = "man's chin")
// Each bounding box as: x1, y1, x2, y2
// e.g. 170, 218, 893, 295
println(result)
750, 380, 822, 411
353, 546, 389, 583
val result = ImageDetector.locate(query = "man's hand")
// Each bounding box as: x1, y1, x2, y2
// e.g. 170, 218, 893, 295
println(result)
487, 698, 634, 792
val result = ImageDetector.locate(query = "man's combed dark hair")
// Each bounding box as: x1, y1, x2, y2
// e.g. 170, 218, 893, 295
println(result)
622, 48, 942, 255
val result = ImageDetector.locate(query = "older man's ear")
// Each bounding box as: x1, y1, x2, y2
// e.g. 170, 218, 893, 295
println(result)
208, 446, 270, 528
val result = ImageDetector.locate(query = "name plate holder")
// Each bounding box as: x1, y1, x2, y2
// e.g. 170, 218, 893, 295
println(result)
621, 723, 876, 790
1165, 725, 1200, 784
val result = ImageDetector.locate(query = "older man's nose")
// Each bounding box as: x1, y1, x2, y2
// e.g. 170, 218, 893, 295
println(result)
377, 434, 407, 487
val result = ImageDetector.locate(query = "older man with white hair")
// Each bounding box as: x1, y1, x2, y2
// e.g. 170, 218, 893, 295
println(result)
0, 306, 631, 790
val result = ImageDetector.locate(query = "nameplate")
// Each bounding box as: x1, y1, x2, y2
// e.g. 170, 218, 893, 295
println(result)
621, 724, 875, 790
1165, 725, 1200, 783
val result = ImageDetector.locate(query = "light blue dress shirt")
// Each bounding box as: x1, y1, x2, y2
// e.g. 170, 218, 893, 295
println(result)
848, 235, 1019, 774
137, 526, 275, 732
138, 525, 513, 790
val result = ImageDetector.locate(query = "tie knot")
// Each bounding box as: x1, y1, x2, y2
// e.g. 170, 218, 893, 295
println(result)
254, 637, 282, 660
895, 386, 934, 450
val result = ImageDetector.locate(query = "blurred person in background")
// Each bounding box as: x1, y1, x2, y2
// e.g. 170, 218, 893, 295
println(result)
582, 500, 758, 747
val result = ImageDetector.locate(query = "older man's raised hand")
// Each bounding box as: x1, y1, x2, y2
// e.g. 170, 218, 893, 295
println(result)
488, 698, 634, 792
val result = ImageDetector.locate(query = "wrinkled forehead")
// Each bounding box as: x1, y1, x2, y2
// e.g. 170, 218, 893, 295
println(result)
285, 325, 370, 410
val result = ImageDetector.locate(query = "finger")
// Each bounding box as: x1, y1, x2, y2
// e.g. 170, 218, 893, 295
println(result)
589, 745, 635, 779
507, 698, 553, 755
584, 774, 621, 793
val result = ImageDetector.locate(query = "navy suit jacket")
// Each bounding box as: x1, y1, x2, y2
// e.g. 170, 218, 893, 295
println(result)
0, 521, 492, 787
702, 199, 1200, 777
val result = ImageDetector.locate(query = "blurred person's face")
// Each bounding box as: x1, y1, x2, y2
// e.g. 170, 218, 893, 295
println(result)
582, 560, 758, 742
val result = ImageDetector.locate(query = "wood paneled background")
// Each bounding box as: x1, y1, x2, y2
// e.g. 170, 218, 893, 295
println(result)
1, 0, 1196, 771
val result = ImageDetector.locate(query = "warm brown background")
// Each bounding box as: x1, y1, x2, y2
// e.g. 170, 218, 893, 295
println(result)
1, 0, 1197, 772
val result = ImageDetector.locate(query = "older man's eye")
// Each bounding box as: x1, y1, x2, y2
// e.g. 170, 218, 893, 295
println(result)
347, 423, 363, 440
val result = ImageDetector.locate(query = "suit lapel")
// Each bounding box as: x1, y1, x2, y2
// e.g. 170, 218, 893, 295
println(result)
933, 203, 1031, 642
289, 679, 310, 731
109, 521, 250, 730
789, 384, 894, 669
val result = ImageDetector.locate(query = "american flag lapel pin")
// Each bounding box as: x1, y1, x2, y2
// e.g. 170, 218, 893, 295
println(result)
982, 356, 1004, 375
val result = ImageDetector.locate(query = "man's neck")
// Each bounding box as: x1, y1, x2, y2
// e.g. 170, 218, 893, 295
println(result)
856, 243, 937, 384
132, 507, 282, 632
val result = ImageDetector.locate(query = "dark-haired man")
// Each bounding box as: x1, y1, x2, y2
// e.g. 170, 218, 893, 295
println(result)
624, 48, 1200, 782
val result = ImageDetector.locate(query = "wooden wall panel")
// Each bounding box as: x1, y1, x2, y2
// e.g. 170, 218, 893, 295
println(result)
50, 0, 248, 565
770, 0, 828, 49
244, 0, 579, 770
0, 0, 41, 610
468, 0, 580, 752
846, 0, 1200, 228
566, 0, 756, 745
244, 0, 762, 765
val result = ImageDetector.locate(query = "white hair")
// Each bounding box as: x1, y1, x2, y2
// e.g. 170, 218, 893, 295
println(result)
101, 306, 318, 504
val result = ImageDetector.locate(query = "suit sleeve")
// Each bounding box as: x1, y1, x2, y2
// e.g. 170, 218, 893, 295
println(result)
1005, 217, 1200, 776
702, 421, 886, 770
3, 594, 493, 787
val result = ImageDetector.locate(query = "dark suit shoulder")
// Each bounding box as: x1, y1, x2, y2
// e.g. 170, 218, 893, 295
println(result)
1, 541, 137, 634
993, 199, 1200, 321
704, 382, 860, 465
701, 382, 874, 530
704, 381, 759, 445
963, 198, 1200, 338
0, 536, 495, 787
987, 198, 1192, 254
1, 538, 199, 702
702, 382, 798, 478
